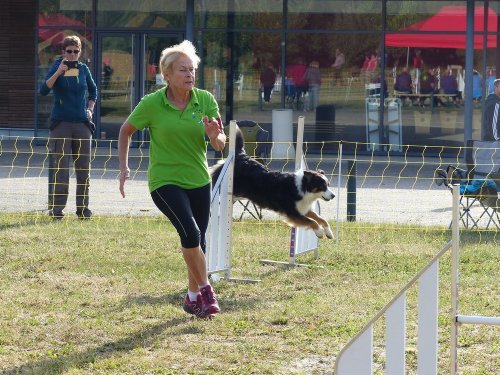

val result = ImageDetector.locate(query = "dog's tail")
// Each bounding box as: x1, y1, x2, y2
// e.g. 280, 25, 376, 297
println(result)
211, 125, 245, 186
234, 126, 245, 154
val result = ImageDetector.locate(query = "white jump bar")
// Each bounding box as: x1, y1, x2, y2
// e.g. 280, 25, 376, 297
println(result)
457, 315, 500, 325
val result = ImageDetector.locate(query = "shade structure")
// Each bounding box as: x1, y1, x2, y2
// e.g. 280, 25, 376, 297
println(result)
385, 5, 498, 49
38, 13, 87, 47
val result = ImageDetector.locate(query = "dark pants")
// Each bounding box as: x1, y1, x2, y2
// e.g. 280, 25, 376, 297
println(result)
151, 184, 211, 253
395, 89, 412, 102
419, 88, 440, 107
294, 85, 308, 109
49, 122, 92, 214
263, 85, 273, 102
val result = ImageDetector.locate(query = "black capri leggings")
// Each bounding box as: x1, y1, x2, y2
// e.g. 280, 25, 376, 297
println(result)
151, 184, 211, 252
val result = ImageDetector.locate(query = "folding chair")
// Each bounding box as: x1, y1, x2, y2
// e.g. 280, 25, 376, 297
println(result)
456, 178, 499, 229
463, 140, 500, 229
237, 120, 270, 164
223, 120, 270, 220
435, 141, 500, 229
235, 198, 263, 221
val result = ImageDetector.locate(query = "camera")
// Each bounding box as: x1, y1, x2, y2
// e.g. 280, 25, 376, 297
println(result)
64, 61, 78, 69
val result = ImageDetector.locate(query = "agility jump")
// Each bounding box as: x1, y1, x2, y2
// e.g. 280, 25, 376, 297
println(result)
334, 185, 500, 375
206, 116, 333, 280
261, 116, 327, 267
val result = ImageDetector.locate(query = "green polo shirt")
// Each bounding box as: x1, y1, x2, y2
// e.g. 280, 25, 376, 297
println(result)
127, 86, 220, 192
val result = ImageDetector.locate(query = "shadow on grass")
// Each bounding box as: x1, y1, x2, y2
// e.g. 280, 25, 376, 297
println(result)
2, 317, 188, 375
3, 290, 260, 374
120, 291, 181, 308
121, 290, 261, 313
460, 229, 498, 244
0, 213, 51, 231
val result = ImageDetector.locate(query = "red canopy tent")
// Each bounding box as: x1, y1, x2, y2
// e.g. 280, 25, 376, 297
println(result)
38, 14, 87, 47
385, 6, 498, 49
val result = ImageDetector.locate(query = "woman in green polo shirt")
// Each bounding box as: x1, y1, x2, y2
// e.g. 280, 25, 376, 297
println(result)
118, 40, 226, 319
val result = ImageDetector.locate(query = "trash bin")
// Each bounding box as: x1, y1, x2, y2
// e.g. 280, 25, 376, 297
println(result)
271, 109, 295, 159
365, 98, 402, 152
365, 98, 380, 150
315, 104, 336, 150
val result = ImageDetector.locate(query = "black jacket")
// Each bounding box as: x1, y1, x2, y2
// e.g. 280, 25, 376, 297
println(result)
482, 94, 500, 141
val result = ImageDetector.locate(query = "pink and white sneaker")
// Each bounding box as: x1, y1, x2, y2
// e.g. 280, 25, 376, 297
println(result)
183, 294, 214, 319
199, 285, 220, 315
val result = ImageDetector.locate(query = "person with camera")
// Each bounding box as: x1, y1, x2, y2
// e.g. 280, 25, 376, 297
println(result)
40, 35, 98, 220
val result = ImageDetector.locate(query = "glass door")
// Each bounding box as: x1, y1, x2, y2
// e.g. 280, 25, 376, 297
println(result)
98, 33, 136, 140
144, 34, 181, 96
97, 33, 181, 140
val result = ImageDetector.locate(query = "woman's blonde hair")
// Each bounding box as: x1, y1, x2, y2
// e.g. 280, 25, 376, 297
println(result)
62, 35, 82, 50
159, 40, 200, 75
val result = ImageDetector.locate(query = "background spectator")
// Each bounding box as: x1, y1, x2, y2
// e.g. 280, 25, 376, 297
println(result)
286, 58, 308, 110
413, 50, 423, 71
486, 69, 496, 96
419, 67, 442, 107
472, 69, 483, 104
365, 53, 378, 82
482, 78, 500, 141
394, 66, 413, 105
305, 60, 321, 112
102, 57, 113, 99
40, 35, 97, 220
331, 48, 345, 85
440, 68, 461, 106
260, 62, 277, 104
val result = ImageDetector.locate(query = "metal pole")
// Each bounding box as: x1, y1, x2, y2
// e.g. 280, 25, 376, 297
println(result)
450, 184, 460, 375
464, 0, 474, 146
48, 153, 53, 211
336, 142, 343, 242
347, 160, 356, 222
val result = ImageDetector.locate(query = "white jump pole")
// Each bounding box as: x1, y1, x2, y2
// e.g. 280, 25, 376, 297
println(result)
457, 315, 500, 325
290, 116, 320, 264
336, 142, 342, 243
450, 184, 460, 375
261, 116, 321, 267
450, 184, 500, 375
294, 116, 305, 168
223, 120, 237, 280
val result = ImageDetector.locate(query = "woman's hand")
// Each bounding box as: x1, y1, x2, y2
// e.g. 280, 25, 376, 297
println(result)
203, 116, 226, 152
46, 61, 68, 89
119, 168, 130, 198
57, 61, 69, 75
118, 122, 137, 198
203, 116, 222, 139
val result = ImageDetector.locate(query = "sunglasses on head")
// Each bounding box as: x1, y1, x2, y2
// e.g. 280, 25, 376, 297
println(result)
65, 49, 80, 54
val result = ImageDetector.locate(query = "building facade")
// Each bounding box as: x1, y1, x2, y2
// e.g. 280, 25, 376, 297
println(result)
1, 0, 499, 149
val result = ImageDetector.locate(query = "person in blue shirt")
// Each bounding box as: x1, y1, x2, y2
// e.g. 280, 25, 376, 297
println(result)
440, 68, 462, 106
472, 70, 483, 103
486, 69, 496, 96
40, 35, 97, 220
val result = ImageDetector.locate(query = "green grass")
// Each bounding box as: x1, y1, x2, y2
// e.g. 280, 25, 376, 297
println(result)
0, 213, 498, 374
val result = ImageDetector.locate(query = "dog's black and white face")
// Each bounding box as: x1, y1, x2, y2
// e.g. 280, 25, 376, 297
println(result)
294, 169, 335, 214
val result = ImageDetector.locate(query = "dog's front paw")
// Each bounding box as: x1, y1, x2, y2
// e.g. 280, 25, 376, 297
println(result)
324, 226, 334, 239
313, 227, 324, 238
